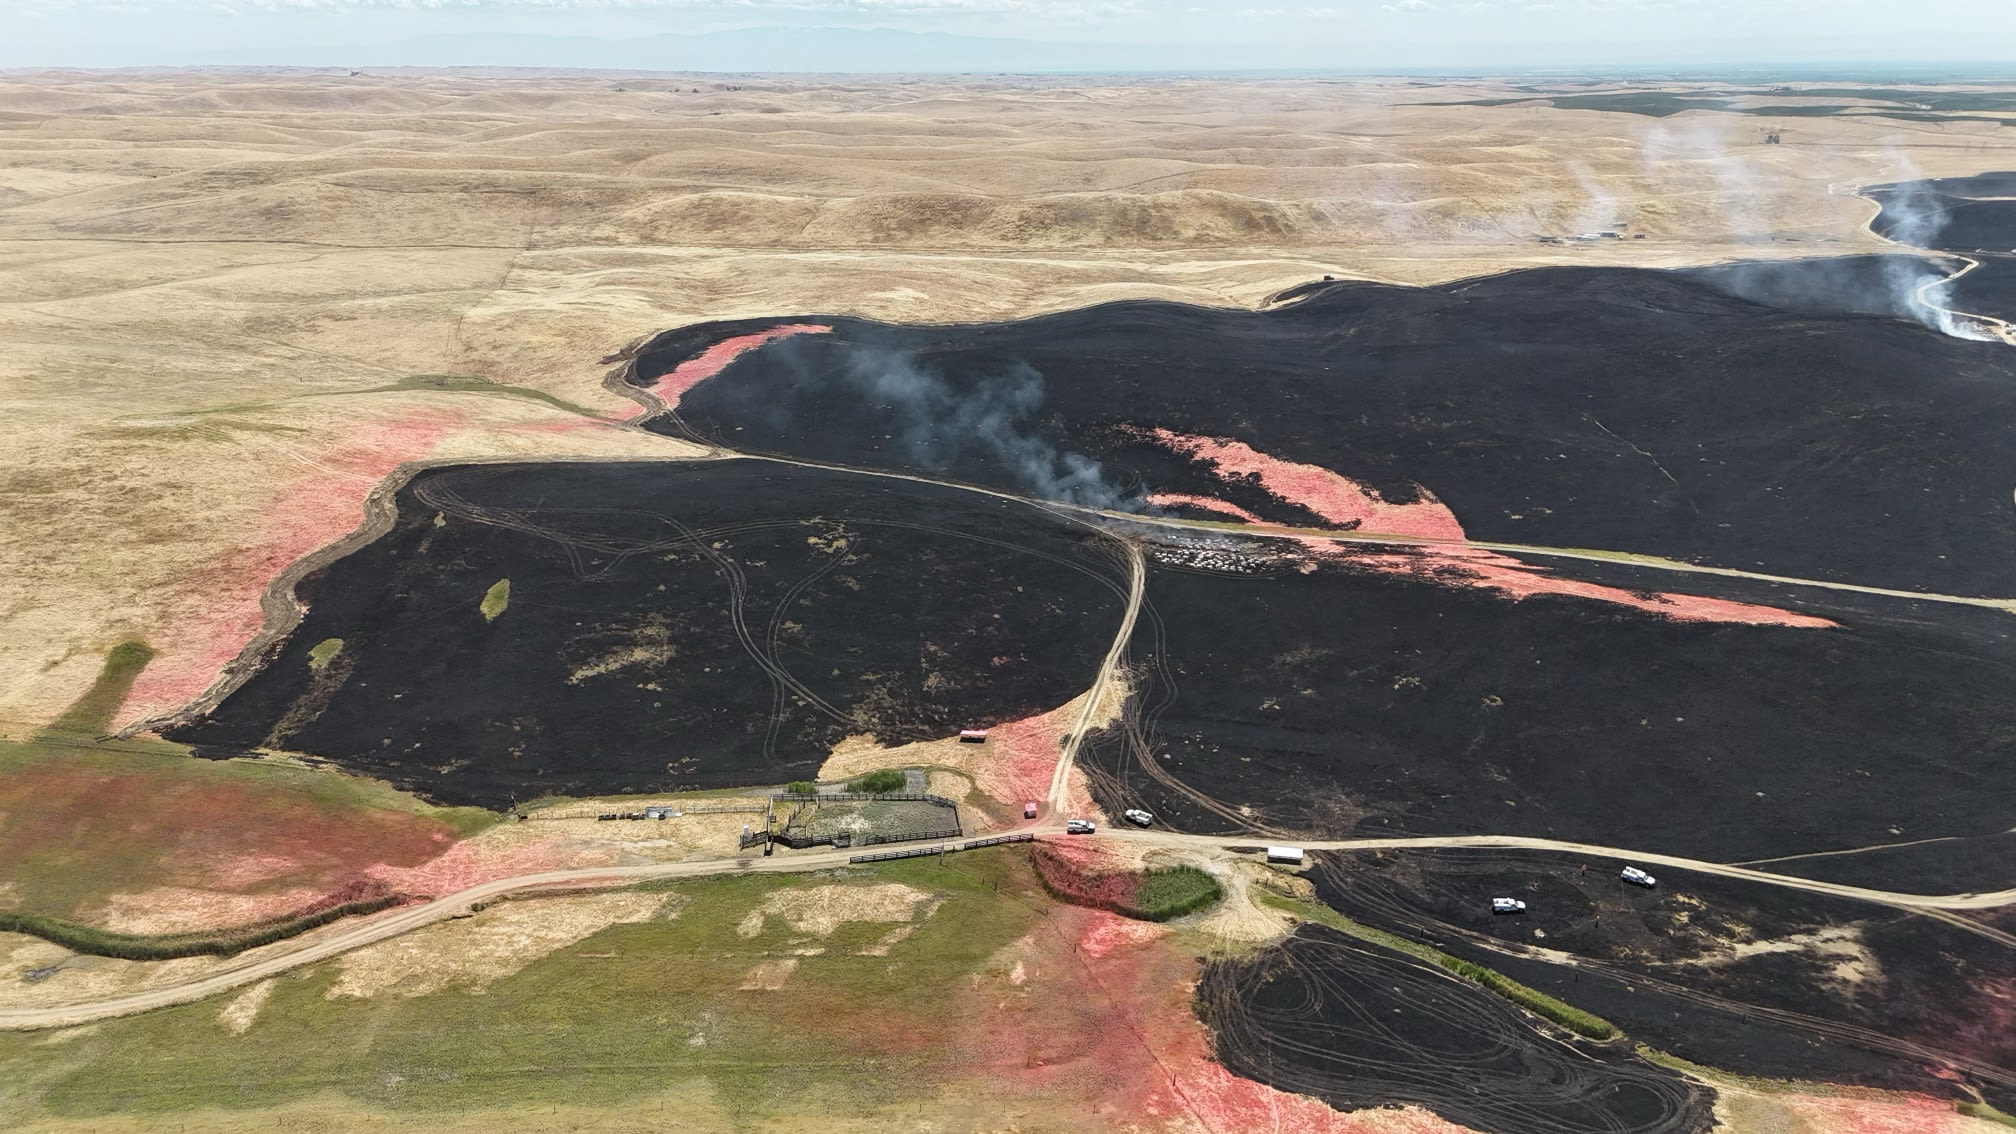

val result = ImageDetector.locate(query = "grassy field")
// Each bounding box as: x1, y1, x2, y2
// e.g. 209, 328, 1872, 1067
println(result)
0, 733, 493, 920
0, 850, 1045, 1127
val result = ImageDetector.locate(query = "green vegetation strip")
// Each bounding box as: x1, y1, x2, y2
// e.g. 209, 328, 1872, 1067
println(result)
1256, 891, 1617, 1041
1959, 1101, 2016, 1129
846, 770, 907, 793
0, 895, 405, 961
44, 641, 154, 736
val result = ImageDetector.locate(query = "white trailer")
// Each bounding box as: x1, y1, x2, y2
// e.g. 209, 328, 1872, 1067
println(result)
1265, 846, 1305, 865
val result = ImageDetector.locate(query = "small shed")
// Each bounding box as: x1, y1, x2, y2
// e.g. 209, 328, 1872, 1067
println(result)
1024, 801, 1039, 819
959, 729, 989, 743
1265, 846, 1305, 866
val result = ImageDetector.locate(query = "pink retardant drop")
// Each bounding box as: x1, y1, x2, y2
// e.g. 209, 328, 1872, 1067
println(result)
642, 324, 833, 413
973, 706, 1098, 819
364, 834, 584, 899
1141, 427, 1465, 541
1310, 542, 1838, 629
119, 411, 466, 727
1076, 908, 1171, 959
1147, 493, 1267, 524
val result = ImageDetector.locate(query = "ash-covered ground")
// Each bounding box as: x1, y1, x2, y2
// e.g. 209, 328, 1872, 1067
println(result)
1308, 848, 2016, 1111
637, 259, 2016, 596
168, 461, 1128, 807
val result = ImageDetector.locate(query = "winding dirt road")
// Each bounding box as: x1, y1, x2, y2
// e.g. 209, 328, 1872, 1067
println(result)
7, 822, 2015, 1033
28, 430, 2010, 1035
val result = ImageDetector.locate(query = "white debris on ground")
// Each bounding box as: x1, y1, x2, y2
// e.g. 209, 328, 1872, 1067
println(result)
1145, 533, 1273, 574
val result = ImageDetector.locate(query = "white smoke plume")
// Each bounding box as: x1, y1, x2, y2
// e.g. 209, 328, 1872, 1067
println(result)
1872, 151, 1992, 341
836, 347, 1135, 509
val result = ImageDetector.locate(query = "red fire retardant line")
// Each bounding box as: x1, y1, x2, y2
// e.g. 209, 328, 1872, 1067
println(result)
1135, 426, 1834, 630
640, 324, 833, 414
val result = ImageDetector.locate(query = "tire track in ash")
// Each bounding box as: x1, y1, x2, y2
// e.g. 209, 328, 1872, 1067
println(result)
1198, 924, 1712, 1134
1324, 848, 2016, 1091
414, 471, 1137, 757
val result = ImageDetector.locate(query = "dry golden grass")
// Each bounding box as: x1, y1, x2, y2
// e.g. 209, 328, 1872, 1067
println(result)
3, 68, 2014, 739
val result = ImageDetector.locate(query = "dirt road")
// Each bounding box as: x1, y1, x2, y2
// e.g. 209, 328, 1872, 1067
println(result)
1048, 540, 1145, 817
0, 848, 852, 1033
9, 823, 2016, 1033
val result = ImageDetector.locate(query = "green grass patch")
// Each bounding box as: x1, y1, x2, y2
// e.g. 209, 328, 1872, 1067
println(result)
1134, 866, 1224, 920
1959, 1101, 2016, 1129
306, 637, 344, 671
480, 578, 511, 621
1255, 891, 1617, 1041
2, 849, 1045, 1123
43, 641, 153, 736
846, 769, 907, 793
783, 780, 817, 794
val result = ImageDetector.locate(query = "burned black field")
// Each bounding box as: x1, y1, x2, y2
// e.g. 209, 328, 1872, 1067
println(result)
638, 260, 2016, 596
601, 257, 2016, 1122
1197, 922, 1716, 1134
162, 240, 2016, 1129
169, 460, 1128, 807
1868, 174, 2016, 326
1074, 552, 2016, 863
1307, 848, 2016, 1107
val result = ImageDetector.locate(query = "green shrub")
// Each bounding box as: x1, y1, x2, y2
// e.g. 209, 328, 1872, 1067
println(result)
783, 780, 818, 795
1134, 866, 1224, 921
847, 770, 907, 794
0, 894, 406, 962
1029, 847, 1222, 922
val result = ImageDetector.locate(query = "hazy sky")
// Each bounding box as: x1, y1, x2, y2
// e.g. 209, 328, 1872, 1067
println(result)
8, 0, 2016, 71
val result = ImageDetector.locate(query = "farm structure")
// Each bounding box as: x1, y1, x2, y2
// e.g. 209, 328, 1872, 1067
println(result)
746, 791, 963, 851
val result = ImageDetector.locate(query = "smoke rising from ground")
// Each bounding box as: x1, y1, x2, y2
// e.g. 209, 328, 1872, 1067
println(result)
835, 347, 1137, 509
1869, 158, 1991, 340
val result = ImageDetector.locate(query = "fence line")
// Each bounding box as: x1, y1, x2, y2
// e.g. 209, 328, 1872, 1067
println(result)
775, 792, 960, 808
847, 831, 1038, 864
857, 827, 961, 847
961, 833, 1035, 850
849, 845, 948, 864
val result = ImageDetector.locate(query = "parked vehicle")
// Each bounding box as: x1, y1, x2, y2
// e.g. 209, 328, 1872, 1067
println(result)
1265, 846, 1305, 865
1065, 819, 1096, 834
1491, 897, 1527, 914
1024, 801, 1040, 820
1619, 866, 1657, 888
1123, 809, 1154, 827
